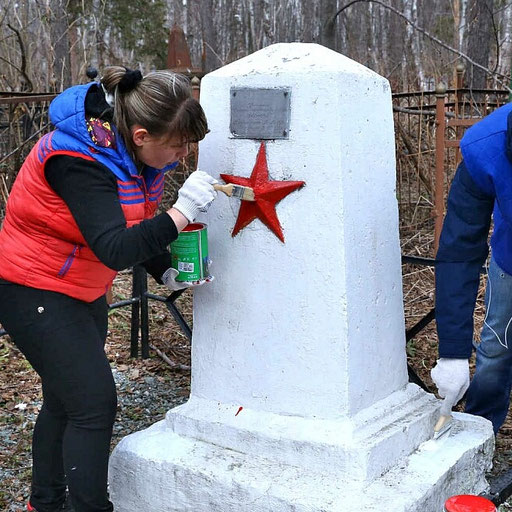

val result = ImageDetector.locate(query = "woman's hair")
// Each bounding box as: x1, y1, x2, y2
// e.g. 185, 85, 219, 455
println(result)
100, 66, 208, 153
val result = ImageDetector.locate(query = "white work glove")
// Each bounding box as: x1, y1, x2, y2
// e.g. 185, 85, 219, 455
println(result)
430, 358, 470, 415
173, 170, 218, 223
161, 267, 214, 292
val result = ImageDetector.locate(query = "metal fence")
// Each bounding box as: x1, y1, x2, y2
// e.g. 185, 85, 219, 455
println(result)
1, 78, 510, 350
392, 73, 510, 393
3, 78, 512, 505
392, 69, 509, 254
0, 93, 56, 214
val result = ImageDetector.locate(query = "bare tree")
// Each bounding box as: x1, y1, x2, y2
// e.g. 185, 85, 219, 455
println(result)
48, 0, 72, 90
321, 0, 339, 50
466, 0, 494, 88
1, 0, 512, 93
404, 0, 424, 87
200, 0, 220, 72
496, 0, 512, 81
451, 0, 468, 52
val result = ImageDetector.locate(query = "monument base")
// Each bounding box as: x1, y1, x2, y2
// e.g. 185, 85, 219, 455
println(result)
165, 385, 462, 482
109, 390, 494, 512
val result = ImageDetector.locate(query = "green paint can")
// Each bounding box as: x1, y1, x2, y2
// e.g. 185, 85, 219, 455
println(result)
170, 222, 210, 282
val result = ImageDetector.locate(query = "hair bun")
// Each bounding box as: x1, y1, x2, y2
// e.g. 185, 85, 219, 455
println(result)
118, 68, 143, 93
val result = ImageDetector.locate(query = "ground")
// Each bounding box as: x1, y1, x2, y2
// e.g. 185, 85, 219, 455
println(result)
0, 271, 193, 511
1, 259, 512, 510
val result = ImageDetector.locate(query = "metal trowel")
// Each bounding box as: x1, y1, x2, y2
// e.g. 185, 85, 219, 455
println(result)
433, 397, 454, 440
433, 414, 453, 440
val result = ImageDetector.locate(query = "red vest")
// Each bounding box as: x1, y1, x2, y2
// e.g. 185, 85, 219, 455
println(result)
0, 137, 161, 302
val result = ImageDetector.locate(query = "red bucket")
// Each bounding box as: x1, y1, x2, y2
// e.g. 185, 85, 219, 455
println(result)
444, 495, 496, 512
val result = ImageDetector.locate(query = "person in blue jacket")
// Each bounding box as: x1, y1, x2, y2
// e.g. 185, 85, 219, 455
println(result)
431, 101, 512, 434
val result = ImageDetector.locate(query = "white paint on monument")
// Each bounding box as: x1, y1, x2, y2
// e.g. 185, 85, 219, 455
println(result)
190, 43, 407, 419
109, 43, 494, 511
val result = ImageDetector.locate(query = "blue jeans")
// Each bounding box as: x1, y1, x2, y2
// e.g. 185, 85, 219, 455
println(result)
465, 256, 512, 433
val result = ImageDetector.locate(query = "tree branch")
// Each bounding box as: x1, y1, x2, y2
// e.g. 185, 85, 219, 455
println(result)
148, 344, 191, 371
0, 56, 29, 81
6, 23, 33, 91
489, 3, 500, 76
0, 123, 50, 166
333, 0, 512, 92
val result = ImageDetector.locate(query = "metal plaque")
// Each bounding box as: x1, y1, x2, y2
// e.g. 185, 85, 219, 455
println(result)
230, 87, 291, 140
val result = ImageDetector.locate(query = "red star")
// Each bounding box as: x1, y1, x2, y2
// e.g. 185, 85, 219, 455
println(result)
220, 142, 305, 242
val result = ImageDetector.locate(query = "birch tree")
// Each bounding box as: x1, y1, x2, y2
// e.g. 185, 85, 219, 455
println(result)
496, 0, 512, 82
1, 0, 512, 93
404, 0, 425, 87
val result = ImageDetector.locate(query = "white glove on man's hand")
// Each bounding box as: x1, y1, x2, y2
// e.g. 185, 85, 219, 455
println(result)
431, 358, 470, 414
173, 170, 218, 223
161, 268, 214, 292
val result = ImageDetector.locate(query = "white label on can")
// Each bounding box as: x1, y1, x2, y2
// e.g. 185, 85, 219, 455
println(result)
178, 262, 195, 273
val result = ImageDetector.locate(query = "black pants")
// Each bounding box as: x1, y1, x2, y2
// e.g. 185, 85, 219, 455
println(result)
0, 283, 116, 512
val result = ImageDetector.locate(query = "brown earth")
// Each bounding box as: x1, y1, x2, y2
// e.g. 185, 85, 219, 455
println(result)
1, 247, 512, 510
0, 272, 194, 511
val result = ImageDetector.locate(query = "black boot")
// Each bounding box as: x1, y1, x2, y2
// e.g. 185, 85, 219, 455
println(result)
27, 494, 75, 512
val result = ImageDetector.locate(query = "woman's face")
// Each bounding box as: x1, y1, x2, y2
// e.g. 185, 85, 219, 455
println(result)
132, 129, 190, 169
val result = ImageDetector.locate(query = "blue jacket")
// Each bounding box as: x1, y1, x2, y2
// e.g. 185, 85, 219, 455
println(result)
436, 103, 512, 358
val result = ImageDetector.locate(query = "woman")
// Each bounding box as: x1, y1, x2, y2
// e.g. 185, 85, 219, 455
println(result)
0, 66, 217, 512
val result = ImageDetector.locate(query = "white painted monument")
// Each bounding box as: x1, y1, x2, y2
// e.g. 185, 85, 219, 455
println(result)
109, 43, 494, 511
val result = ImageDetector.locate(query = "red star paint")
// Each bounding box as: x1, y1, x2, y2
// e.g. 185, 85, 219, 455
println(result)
220, 142, 304, 242
170, 223, 210, 282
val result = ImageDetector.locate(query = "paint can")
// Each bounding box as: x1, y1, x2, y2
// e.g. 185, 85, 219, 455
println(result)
169, 222, 210, 282
443, 495, 496, 512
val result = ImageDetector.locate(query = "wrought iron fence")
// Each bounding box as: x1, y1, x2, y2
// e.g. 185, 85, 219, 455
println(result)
0, 93, 56, 215
392, 72, 509, 255
0, 91, 197, 356
1, 67, 512, 507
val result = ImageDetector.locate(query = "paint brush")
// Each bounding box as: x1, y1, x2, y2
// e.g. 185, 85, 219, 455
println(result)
214, 183, 255, 201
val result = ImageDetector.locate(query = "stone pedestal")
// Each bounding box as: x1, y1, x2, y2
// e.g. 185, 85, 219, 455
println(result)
108, 43, 494, 512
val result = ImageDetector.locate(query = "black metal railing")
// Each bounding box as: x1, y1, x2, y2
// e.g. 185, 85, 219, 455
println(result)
0, 256, 486, 358
0, 265, 191, 359
402, 254, 487, 346
111, 265, 192, 359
